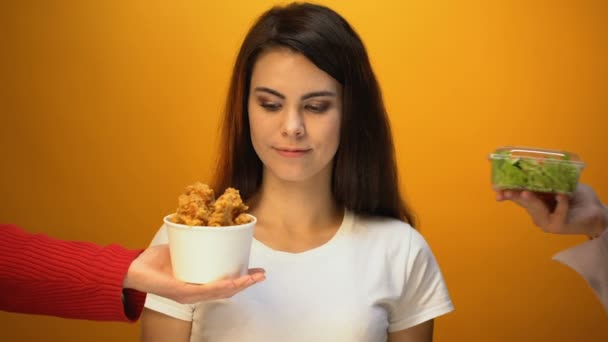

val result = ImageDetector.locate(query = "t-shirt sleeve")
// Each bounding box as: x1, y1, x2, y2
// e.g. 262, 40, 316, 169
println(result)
143, 225, 196, 321
388, 229, 454, 332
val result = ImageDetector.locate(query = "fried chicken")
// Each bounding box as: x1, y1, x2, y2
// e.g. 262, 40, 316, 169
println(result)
208, 188, 252, 226
170, 183, 252, 227
170, 182, 215, 226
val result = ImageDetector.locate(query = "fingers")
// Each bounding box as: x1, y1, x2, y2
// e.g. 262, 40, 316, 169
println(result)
497, 190, 573, 233
231, 273, 258, 288
250, 271, 266, 282
548, 194, 570, 233
232, 269, 266, 290
247, 268, 266, 282
501, 190, 551, 229
176, 270, 266, 304
495, 190, 506, 201
211, 272, 266, 300
517, 191, 553, 228
247, 267, 266, 275
520, 191, 552, 214
498, 190, 520, 202
213, 272, 264, 292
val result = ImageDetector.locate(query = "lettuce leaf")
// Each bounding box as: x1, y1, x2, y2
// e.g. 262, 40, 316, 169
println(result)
491, 152, 580, 193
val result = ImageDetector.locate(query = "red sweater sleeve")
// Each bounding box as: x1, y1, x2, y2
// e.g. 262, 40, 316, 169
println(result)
0, 224, 147, 322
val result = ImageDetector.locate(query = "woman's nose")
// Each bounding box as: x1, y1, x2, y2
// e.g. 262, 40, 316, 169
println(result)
280, 107, 305, 138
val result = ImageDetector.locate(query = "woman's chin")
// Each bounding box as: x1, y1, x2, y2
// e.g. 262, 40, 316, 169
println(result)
266, 168, 316, 184
274, 173, 311, 183
263, 161, 333, 185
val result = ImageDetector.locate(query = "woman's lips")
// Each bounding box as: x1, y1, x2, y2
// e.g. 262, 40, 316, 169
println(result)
274, 147, 311, 158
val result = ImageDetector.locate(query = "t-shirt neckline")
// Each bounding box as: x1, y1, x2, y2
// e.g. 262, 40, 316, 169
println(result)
252, 209, 354, 260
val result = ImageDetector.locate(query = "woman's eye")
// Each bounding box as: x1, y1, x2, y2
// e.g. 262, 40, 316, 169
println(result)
305, 103, 329, 113
260, 102, 281, 112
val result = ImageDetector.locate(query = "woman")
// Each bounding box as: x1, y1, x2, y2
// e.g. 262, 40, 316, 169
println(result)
142, 3, 453, 341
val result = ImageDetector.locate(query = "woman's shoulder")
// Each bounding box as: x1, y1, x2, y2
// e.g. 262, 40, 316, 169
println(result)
352, 213, 423, 245
354, 213, 414, 232
349, 213, 433, 262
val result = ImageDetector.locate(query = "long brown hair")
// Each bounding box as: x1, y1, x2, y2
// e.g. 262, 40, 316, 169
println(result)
212, 2, 416, 226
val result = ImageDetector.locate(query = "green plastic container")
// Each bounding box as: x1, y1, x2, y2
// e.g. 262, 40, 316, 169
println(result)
489, 146, 585, 195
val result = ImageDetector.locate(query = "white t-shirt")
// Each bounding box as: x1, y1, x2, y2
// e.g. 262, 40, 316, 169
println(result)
145, 210, 454, 341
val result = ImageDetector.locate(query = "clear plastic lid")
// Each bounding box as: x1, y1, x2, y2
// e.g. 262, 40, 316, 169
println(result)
489, 146, 585, 166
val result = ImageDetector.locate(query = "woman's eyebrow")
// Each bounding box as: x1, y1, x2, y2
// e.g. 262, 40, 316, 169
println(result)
301, 91, 336, 100
253, 87, 337, 100
254, 87, 285, 99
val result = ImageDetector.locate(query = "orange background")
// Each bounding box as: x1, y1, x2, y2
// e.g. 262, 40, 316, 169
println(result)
1, 0, 606, 341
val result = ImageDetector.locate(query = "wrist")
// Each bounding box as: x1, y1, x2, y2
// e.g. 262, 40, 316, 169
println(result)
601, 204, 608, 235
589, 204, 608, 239
122, 250, 144, 290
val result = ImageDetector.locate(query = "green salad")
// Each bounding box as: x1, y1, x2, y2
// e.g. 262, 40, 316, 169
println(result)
491, 151, 581, 194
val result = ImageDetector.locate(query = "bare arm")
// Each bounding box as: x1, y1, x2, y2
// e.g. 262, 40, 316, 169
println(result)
140, 308, 192, 342
388, 319, 434, 342
496, 183, 608, 310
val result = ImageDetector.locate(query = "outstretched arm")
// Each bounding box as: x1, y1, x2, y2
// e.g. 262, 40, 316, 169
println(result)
0, 224, 266, 322
496, 184, 608, 311
0, 223, 146, 321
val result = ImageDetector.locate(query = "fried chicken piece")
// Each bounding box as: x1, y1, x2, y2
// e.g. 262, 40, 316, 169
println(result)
235, 213, 253, 225
169, 183, 252, 227
208, 187, 250, 226
171, 182, 215, 226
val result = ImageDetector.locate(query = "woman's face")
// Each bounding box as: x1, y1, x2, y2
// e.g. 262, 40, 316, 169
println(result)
248, 48, 342, 184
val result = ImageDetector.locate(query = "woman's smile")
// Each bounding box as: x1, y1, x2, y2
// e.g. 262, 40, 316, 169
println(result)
273, 147, 312, 158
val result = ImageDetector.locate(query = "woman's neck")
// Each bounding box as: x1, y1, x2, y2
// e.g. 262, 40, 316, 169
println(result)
248, 170, 341, 234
